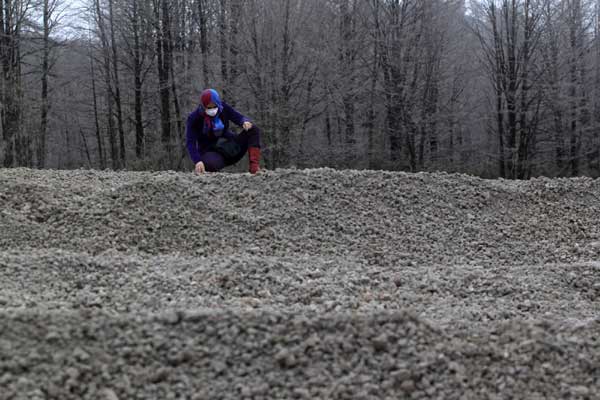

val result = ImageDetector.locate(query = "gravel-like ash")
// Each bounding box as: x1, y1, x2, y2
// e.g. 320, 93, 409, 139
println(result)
1, 167, 600, 399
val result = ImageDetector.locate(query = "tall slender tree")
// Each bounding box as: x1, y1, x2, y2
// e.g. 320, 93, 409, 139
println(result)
108, 0, 126, 167
1, 0, 26, 167
473, 0, 544, 178
154, 0, 172, 166
94, 0, 119, 168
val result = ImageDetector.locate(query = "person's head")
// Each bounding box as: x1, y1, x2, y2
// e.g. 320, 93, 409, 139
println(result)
200, 89, 222, 117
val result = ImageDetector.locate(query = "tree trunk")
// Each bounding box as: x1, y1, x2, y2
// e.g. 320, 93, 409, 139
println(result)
89, 37, 106, 169
367, 0, 380, 169
64, 128, 71, 169
38, 0, 51, 168
505, 1, 519, 179
567, 0, 585, 176
517, 0, 532, 179
340, 0, 356, 164
132, 0, 145, 159
95, 0, 118, 169
488, 2, 506, 177
279, 0, 292, 165
0, 0, 23, 167
548, 14, 564, 173
219, 0, 228, 97
156, 0, 172, 167
109, 0, 126, 168
169, 26, 184, 170
79, 127, 92, 168
197, 0, 209, 87
325, 106, 333, 165
228, 0, 242, 101
594, 2, 600, 173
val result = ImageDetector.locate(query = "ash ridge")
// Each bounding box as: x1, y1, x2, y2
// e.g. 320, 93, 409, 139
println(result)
1, 167, 599, 400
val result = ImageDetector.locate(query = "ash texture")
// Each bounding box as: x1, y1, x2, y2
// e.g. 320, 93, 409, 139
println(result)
1, 167, 600, 400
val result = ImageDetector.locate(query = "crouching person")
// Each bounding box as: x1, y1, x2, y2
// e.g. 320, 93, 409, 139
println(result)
186, 88, 261, 174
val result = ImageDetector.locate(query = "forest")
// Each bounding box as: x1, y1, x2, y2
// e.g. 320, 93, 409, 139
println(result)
1, 0, 599, 178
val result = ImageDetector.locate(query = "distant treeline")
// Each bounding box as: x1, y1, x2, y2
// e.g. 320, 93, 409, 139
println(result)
1, 0, 599, 178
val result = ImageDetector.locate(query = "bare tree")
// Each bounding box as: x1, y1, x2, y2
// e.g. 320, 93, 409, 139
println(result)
472, 0, 545, 178
120, 0, 154, 159
108, 0, 126, 167
88, 39, 106, 169
94, 0, 119, 168
196, 0, 210, 87
593, 0, 600, 174
338, 0, 358, 164
564, 0, 593, 176
1, 0, 28, 167
38, 0, 62, 168
153, 0, 172, 167
537, 0, 595, 176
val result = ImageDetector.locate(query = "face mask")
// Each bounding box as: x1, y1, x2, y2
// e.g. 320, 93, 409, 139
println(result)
206, 107, 218, 117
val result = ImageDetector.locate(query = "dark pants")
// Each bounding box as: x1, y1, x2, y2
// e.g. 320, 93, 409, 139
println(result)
201, 126, 261, 172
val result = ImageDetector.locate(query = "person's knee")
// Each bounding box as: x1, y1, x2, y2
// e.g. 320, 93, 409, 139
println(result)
249, 125, 261, 137
201, 152, 225, 172
243, 125, 261, 148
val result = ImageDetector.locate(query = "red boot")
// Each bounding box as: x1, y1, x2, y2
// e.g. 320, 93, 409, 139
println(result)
248, 147, 261, 174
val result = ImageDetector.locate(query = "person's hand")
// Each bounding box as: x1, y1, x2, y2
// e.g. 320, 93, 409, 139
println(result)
195, 161, 206, 174
243, 121, 253, 131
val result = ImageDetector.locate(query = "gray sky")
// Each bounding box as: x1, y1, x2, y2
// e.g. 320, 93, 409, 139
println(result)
50, 0, 89, 39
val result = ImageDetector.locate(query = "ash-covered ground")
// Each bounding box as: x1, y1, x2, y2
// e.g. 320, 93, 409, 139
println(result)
1, 167, 599, 400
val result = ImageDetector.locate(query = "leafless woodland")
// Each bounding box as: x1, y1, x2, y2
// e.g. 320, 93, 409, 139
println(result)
1, 0, 599, 178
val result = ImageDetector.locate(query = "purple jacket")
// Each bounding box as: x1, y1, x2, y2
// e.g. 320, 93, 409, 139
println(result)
186, 102, 250, 164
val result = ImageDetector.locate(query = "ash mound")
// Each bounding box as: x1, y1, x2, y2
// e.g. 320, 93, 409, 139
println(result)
1, 167, 599, 399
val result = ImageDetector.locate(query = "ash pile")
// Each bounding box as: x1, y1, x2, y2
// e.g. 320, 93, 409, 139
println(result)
1, 168, 599, 399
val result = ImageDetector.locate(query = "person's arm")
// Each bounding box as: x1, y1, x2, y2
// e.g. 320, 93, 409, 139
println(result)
223, 102, 250, 127
186, 110, 203, 164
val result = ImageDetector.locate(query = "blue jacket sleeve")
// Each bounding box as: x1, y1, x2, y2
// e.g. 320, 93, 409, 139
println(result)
223, 102, 250, 127
186, 111, 202, 164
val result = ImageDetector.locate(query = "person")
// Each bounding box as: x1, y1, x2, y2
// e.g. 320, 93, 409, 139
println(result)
186, 89, 261, 174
